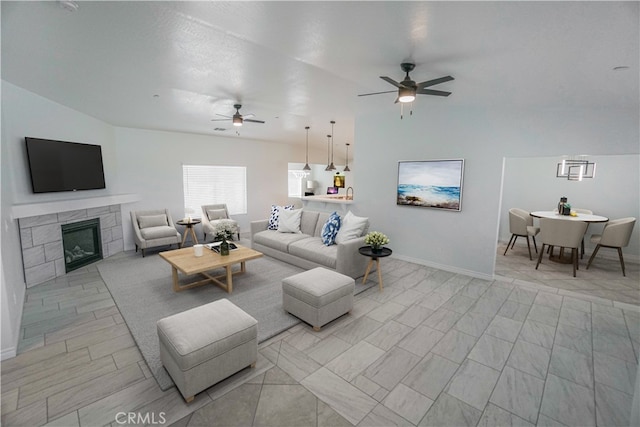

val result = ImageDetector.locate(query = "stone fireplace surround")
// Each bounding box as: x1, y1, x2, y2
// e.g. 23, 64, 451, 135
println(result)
12, 194, 138, 287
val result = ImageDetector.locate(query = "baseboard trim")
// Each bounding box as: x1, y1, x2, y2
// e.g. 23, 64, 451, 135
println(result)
1, 346, 17, 361
392, 254, 494, 281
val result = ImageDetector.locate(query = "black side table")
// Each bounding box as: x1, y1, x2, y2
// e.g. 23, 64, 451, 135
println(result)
176, 219, 201, 248
358, 246, 392, 291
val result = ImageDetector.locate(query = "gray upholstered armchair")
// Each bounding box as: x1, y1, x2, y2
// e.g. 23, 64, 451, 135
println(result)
131, 209, 181, 256
201, 204, 240, 241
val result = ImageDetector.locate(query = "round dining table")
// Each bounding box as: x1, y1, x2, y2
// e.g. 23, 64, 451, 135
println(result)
530, 211, 609, 223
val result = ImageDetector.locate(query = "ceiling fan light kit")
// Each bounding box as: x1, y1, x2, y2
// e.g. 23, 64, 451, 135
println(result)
212, 104, 265, 129
359, 62, 454, 118
398, 87, 416, 103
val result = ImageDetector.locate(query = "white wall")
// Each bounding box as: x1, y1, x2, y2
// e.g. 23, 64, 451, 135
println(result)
1, 82, 117, 358
500, 155, 640, 260
355, 104, 639, 278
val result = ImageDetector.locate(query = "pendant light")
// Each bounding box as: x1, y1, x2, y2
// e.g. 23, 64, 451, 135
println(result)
325, 134, 332, 171
344, 143, 351, 172
302, 126, 311, 171
328, 120, 336, 171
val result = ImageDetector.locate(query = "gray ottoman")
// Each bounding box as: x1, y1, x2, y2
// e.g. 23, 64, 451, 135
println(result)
282, 267, 355, 331
157, 299, 258, 402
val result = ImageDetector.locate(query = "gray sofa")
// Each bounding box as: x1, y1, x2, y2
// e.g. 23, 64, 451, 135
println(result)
250, 210, 369, 279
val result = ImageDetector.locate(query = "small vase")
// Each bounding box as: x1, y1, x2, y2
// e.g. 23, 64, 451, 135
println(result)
371, 246, 382, 254
220, 238, 230, 256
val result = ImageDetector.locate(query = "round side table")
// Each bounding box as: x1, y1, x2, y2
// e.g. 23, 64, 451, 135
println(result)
358, 246, 392, 291
176, 219, 201, 248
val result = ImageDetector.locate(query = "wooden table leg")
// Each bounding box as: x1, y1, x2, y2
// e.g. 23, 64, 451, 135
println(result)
226, 265, 233, 293
376, 259, 383, 291
362, 259, 374, 284
180, 230, 189, 248
171, 267, 180, 292
190, 226, 198, 244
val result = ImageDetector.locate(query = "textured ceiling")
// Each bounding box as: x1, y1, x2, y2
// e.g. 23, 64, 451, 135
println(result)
2, 1, 638, 148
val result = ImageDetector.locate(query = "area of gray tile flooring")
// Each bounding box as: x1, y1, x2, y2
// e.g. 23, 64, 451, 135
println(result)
496, 241, 640, 305
2, 247, 638, 427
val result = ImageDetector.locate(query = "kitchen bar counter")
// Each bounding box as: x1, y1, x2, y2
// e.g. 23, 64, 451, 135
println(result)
302, 195, 354, 205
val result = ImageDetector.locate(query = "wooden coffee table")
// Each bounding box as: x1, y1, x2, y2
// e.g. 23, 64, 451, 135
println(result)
159, 244, 263, 293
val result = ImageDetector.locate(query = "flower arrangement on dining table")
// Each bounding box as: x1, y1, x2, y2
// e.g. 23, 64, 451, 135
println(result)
364, 231, 389, 252
213, 220, 237, 242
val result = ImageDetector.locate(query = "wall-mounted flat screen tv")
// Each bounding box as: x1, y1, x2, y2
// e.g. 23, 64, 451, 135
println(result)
25, 137, 106, 193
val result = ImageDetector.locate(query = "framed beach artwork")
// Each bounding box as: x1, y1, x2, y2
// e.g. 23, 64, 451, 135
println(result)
397, 159, 465, 211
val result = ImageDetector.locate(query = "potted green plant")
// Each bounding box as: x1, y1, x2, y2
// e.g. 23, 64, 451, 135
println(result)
364, 231, 389, 254
214, 220, 236, 256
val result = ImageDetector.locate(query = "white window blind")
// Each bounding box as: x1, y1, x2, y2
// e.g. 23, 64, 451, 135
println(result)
183, 165, 247, 217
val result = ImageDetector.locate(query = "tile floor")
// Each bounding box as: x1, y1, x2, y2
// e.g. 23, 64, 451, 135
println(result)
1, 244, 638, 427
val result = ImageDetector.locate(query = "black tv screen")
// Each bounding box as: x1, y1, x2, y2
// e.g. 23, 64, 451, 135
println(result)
25, 137, 106, 193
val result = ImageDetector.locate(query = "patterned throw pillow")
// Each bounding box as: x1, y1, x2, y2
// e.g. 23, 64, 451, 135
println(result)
321, 212, 341, 246
268, 205, 294, 230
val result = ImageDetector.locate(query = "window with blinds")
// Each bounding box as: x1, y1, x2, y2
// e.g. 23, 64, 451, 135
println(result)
183, 165, 247, 217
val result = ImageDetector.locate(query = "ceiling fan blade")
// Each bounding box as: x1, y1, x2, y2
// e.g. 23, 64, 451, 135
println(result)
417, 88, 452, 97
216, 113, 232, 118
243, 113, 256, 119
244, 119, 265, 124
358, 90, 398, 97
380, 76, 403, 88
211, 118, 230, 122
417, 76, 454, 90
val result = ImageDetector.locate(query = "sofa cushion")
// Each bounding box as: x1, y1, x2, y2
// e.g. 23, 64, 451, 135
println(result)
140, 225, 177, 240
207, 209, 227, 220
321, 212, 341, 246
138, 214, 168, 229
278, 208, 302, 233
253, 230, 309, 252
300, 211, 320, 236
314, 212, 331, 237
335, 211, 368, 244
289, 237, 338, 268
268, 205, 294, 230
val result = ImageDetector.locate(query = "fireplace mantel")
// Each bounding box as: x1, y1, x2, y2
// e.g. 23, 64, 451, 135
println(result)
11, 193, 140, 220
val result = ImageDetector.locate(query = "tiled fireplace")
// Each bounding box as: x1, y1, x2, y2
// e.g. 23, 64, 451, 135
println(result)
17, 201, 128, 287
61, 218, 103, 272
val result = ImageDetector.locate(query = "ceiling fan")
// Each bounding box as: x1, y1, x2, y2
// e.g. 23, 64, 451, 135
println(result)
211, 104, 265, 127
359, 62, 454, 104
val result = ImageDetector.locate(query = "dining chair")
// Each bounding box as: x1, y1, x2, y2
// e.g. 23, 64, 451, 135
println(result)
548, 208, 593, 258
586, 217, 636, 276
536, 218, 588, 277
574, 208, 593, 258
504, 208, 540, 260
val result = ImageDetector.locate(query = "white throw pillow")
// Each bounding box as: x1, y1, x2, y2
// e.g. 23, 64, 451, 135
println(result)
335, 211, 368, 244
207, 209, 227, 220
277, 209, 302, 233
138, 214, 168, 229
